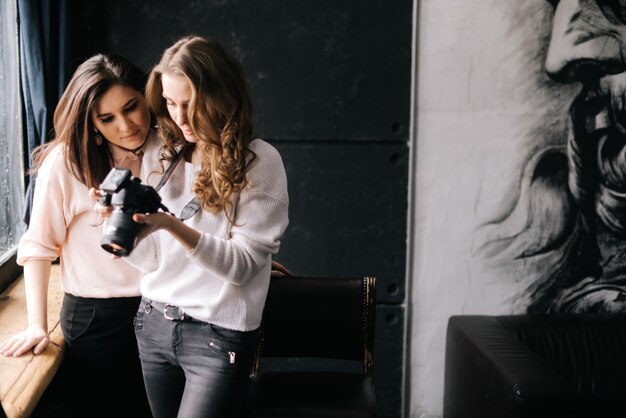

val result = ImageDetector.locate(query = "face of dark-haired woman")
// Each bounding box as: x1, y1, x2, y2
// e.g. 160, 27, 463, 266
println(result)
91, 84, 151, 151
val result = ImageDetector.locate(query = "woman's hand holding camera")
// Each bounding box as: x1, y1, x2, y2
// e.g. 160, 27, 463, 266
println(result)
130, 212, 177, 241
90, 188, 113, 217
90, 187, 192, 254
90, 187, 171, 230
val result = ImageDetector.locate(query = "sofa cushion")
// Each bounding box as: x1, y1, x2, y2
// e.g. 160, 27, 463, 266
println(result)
498, 314, 626, 402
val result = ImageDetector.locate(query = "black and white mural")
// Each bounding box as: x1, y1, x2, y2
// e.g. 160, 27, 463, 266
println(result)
476, 0, 626, 314
411, 0, 626, 416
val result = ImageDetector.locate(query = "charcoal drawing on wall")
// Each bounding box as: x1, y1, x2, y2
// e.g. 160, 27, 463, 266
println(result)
474, 0, 626, 314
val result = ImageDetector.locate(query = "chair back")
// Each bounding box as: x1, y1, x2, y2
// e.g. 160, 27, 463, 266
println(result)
256, 276, 376, 375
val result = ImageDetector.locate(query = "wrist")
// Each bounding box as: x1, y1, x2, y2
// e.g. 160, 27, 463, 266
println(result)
164, 213, 178, 233
28, 322, 48, 333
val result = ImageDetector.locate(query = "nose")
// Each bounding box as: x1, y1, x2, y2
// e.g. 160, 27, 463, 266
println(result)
174, 106, 188, 127
545, 0, 626, 83
120, 115, 134, 132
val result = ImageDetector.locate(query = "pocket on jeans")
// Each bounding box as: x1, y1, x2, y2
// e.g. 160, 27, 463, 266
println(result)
209, 323, 255, 343
61, 298, 96, 342
206, 339, 240, 366
206, 324, 258, 365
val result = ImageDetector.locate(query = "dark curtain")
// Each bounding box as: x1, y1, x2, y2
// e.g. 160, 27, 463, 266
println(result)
18, 0, 68, 227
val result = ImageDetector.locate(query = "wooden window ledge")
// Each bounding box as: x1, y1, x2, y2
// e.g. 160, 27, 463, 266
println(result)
0, 265, 64, 418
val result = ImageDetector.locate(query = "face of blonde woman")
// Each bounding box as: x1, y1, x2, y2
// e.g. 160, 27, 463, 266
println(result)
91, 84, 152, 151
161, 72, 198, 143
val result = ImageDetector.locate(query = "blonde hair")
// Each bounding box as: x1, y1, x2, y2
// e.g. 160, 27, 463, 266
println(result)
146, 35, 255, 218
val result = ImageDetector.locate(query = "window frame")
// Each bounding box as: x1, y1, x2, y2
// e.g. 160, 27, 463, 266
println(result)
0, 249, 22, 293
0, 0, 25, 293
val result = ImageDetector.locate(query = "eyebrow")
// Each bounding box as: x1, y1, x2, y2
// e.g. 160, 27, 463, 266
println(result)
95, 98, 138, 118
162, 94, 190, 104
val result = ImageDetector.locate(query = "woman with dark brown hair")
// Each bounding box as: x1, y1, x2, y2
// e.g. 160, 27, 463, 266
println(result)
118, 35, 289, 417
0, 54, 153, 417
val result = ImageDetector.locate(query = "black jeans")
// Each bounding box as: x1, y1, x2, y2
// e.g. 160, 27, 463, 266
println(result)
58, 293, 151, 418
134, 298, 258, 418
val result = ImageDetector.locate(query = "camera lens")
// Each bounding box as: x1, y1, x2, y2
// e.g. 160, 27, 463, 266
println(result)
101, 210, 141, 256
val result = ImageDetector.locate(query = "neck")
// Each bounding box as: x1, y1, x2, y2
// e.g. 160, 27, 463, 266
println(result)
191, 148, 202, 165
107, 138, 146, 154
183, 143, 202, 165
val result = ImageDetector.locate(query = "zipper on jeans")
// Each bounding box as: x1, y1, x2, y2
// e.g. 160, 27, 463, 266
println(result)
208, 341, 236, 364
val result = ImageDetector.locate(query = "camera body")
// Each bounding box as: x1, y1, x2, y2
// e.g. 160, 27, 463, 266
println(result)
100, 168, 162, 256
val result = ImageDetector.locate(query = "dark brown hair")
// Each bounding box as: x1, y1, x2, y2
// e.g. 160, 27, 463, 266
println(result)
32, 54, 148, 188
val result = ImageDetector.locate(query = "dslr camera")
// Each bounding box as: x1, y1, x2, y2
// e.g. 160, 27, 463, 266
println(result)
99, 168, 166, 256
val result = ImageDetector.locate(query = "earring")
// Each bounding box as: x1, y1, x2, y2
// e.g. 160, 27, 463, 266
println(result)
94, 131, 103, 146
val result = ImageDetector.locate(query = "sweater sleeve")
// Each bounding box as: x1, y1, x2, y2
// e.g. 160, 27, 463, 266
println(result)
17, 148, 69, 265
187, 142, 289, 285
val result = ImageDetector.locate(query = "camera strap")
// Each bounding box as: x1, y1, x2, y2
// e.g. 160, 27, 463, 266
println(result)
179, 198, 201, 221
155, 149, 186, 192
155, 146, 201, 221
153, 146, 238, 230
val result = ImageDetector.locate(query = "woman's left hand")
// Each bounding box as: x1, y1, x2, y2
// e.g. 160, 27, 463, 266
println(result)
132, 212, 201, 252
271, 260, 292, 278
132, 212, 175, 241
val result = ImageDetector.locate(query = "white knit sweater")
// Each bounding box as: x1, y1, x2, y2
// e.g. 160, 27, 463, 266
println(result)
126, 139, 289, 331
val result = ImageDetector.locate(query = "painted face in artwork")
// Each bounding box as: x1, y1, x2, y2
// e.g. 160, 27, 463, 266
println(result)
546, 0, 626, 212
544, 0, 626, 312
91, 84, 152, 151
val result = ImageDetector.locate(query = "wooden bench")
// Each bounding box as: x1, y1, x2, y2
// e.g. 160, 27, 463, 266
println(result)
0, 265, 64, 418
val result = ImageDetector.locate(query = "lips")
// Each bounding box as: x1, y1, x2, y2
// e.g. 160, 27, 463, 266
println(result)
180, 128, 196, 140
122, 129, 140, 139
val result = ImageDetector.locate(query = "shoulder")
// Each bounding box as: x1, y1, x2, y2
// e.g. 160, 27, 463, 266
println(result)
248, 139, 285, 174
246, 139, 288, 196
249, 138, 279, 155
38, 144, 69, 176
33, 144, 79, 193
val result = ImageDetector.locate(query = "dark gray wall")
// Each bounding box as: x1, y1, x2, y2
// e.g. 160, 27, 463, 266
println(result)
68, 1, 412, 416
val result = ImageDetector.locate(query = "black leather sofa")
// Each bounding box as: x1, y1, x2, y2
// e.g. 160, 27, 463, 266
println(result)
443, 314, 626, 418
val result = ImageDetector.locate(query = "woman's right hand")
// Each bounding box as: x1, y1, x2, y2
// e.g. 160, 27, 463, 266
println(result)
91, 187, 125, 258
0, 325, 50, 357
89, 187, 113, 219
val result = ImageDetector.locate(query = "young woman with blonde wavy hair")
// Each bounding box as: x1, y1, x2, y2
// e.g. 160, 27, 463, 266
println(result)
114, 35, 289, 417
